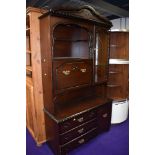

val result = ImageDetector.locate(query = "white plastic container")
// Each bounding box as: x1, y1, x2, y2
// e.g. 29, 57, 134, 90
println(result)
111, 99, 129, 124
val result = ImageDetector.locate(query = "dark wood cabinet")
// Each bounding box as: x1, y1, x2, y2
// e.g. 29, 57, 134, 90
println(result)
39, 6, 112, 155
109, 32, 129, 59
107, 32, 129, 100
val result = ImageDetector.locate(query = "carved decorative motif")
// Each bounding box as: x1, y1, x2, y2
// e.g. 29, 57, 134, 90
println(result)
40, 5, 112, 29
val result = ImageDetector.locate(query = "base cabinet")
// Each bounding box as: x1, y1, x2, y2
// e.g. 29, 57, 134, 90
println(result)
45, 102, 112, 155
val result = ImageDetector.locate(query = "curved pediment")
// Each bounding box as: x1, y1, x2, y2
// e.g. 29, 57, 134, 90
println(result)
40, 5, 112, 29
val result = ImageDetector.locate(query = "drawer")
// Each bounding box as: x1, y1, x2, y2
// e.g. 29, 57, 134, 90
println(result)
59, 110, 96, 133
60, 119, 97, 144
53, 59, 93, 92
97, 103, 112, 132
60, 128, 97, 154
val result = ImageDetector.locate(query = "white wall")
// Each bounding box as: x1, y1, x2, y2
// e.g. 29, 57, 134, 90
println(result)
110, 17, 129, 31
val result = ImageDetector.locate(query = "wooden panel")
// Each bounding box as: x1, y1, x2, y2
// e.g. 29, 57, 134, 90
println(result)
94, 27, 109, 83
107, 64, 129, 99
110, 32, 129, 59
53, 59, 93, 92
26, 53, 31, 66
53, 24, 89, 40
26, 82, 37, 139
54, 86, 95, 105
53, 41, 89, 58
26, 9, 47, 145
26, 36, 30, 51
40, 15, 54, 114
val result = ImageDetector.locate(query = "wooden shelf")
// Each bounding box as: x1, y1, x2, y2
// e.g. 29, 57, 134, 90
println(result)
107, 84, 121, 87
109, 71, 121, 74
26, 66, 32, 71
53, 57, 91, 60
96, 64, 107, 67
47, 96, 111, 121
111, 97, 127, 101
110, 44, 125, 48
54, 38, 89, 42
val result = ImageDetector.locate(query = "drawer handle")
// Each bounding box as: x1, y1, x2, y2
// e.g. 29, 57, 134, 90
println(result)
62, 70, 70, 75
80, 68, 86, 73
77, 117, 84, 122
72, 66, 79, 70
102, 113, 108, 118
78, 138, 85, 144
78, 128, 84, 134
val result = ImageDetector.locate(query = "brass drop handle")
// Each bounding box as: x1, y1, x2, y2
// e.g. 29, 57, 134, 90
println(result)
72, 66, 79, 70
78, 138, 85, 144
62, 70, 70, 75
78, 128, 84, 134
80, 68, 86, 73
102, 113, 108, 118
77, 117, 84, 122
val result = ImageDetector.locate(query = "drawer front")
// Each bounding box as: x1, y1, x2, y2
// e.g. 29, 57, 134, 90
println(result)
60, 128, 97, 154
97, 103, 112, 132
59, 110, 96, 133
60, 119, 97, 144
53, 59, 92, 92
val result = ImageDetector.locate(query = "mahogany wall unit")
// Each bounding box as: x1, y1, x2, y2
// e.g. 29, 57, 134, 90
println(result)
26, 7, 47, 145
107, 32, 129, 100
39, 6, 112, 155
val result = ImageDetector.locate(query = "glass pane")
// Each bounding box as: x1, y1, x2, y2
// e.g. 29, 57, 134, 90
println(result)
95, 30, 109, 83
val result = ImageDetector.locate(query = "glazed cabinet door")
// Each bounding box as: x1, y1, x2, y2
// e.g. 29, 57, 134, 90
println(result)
94, 27, 109, 84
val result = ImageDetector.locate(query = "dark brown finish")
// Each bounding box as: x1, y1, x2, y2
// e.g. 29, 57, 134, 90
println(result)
59, 119, 97, 144
39, 6, 112, 155
94, 27, 110, 83
53, 59, 93, 93
39, 5, 112, 28
107, 64, 129, 99
45, 101, 112, 155
110, 32, 129, 59
60, 128, 97, 155
107, 32, 129, 100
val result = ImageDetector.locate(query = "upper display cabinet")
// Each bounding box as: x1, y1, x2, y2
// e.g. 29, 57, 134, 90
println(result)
53, 23, 92, 59
39, 5, 112, 113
